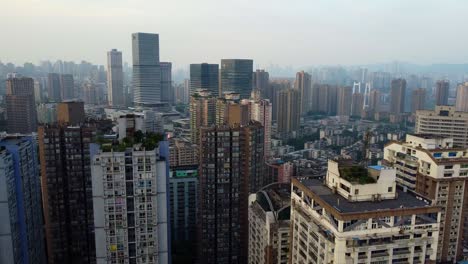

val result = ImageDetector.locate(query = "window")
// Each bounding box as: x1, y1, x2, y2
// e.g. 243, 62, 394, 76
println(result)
355, 189, 359, 195
388, 187, 393, 192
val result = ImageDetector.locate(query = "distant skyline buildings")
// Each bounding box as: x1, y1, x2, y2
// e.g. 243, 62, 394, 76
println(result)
390, 78, 406, 115
132, 32, 161, 106
189, 63, 219, 96
106, 49, 124, 106
220, 59, 253, 99
435, 80, 450, 106
5, 76, 37, 133
455, 82, 468, 112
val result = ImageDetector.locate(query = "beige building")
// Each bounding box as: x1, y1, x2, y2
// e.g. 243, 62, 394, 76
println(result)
294, 71, 312, 115
189, 89, 216, 144
290, 159, 441, 264
248, 183, 290, 264
337, 86, 352, 116
168, 138, 198, 167
455, 82, 468, 112
57, 100, 85, 125
415, 105, 468, 147
384, 134, 468, 262
276, 89, 300, 136
411, 88, 426, 113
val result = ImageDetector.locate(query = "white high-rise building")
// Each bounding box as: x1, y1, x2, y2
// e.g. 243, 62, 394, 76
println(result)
415, 105, 468, 148
107, 49, 124, 106
91, 136, 169, 264
290, 159, 441, 264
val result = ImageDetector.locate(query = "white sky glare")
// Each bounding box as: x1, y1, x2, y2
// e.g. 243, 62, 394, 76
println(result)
1, 0, 468, 68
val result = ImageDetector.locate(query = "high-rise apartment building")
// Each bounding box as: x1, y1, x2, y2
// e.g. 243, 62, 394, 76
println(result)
266, 160, 294, 184
48, 73, 61, 101
107, 49, 124, 106
0, 136, 47, 264
368, 89, 380, 112
243, 98, 272, 159
294, 71, 312, 114
384, 134, 468, 262
411, 88, 426, 113
6, 76, 38, 133
169, 138, 199, 167
160, 62, 173, 103
220, 59, 253, 99
290, 159, 441, 263
57, 100, 85, 125
189, 90, 216, 144
415, 105, 468, 147
390, 78, 406, 115
60, 74, 74, 100
39, 124, 97, 264
455, 82, 468, 112
351, 92, 364, 117
189, 63, 219, 96
198, 123, 265, 264
132, 32, 161, 106
276, 89, 300, 135
253, 69, 269, 98
337, 86, 352, 116
91, 135, 169, 264
435, 80, 449, 106
216, 92, 250, 127
248, 183, 291, 264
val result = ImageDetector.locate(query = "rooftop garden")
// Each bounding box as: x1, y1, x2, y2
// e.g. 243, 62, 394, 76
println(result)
339, 166, 376, 184
97, 130, 164, 152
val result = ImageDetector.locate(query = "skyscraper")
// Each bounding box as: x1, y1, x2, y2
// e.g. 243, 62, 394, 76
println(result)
455, 82, 468, 112
107, 49, 124, 106
351, 92, 364, 117
198, 122, 264, 264
48, 73, 61, 101
60, 74, 74, 100
5, 76, 38, 133
0, 136, 47, 264
276, 89, 300, 135
368, 89, 380, 112
216, 92, 249, 127
39, 123, 96, 264
435, 80, 449, 106
189, 90, 217, 144
57, 100, 85, 125
390, 78, 406, 115
91, 134, 169, 264
243, 98, 272, 160
132, 32, 161, 106
336, 86, 352, 116
294, 71, 312, 114
189, 63, 219, 96
252, 69, 269, 98
160, 62, 173, 103
220, 59, 253, 99
411, 88, 426, 113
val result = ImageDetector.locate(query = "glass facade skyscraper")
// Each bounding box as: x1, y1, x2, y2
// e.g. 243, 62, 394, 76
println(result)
220, 59, 253, 99
132, 32, 161, 106
189, 63, 219, 96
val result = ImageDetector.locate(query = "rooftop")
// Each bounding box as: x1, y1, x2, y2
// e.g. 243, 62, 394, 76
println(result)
338, 165, 376, 184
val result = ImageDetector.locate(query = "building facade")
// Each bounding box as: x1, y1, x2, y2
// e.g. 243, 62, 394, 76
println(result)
107, 49, 124, 106
390, 78, 406, 115
276, 89, 300, 136
220, 59, 253, 99
455, 82, 468, 112
411, 88, 426, 113
294, 71, 312, 115
6, 77, 38, 134
160, 62, 173, 103
132, 32, 161, 106
435, 80, 449, 106
252, 69, 269, 98
189, 90, 217, 144
337, 86, 352, 116
0, 137, 47, 264
189, 63, 219, 96
415, 105, 468, 148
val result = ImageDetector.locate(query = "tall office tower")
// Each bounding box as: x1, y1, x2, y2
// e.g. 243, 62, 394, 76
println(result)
390, 78, 406, 115
384, 134, 468, 262
336, 86, 352, 116
107, 49, 124, 106
216, 92, 250, 126
48, 73, 61, 101
57, 100, 85, 125
276, 89, 300, 135
411, 88, 426, 113
198, 122, 265, 264
350, 92, 364, 117
160, 62, 173, 103
91, 134, 169, 264
415, 106, 468, 147
220, 59, 253, 99
132, 32, 161, 106
455, 82, 468, 112
0, 136, 47, 264
169, 166, 197, 263
435, 80, 450, 106
190, 63, 219, 96
368, 89, 380, 112
5, 77, 38, 133
189, 90, 216, 144
290, 159, 441, 264
60, 74, 74, 100
248, 183, 290, 264
38, 124, 96, 264
252, 69, 269, 97
244, 98, 272, 159
294, 71, 312, 114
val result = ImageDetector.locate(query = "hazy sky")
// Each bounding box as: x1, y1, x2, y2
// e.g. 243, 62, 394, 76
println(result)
2, 0, 468, 69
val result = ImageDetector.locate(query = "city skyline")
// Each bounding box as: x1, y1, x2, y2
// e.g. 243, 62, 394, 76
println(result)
2, 0, 468, 68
